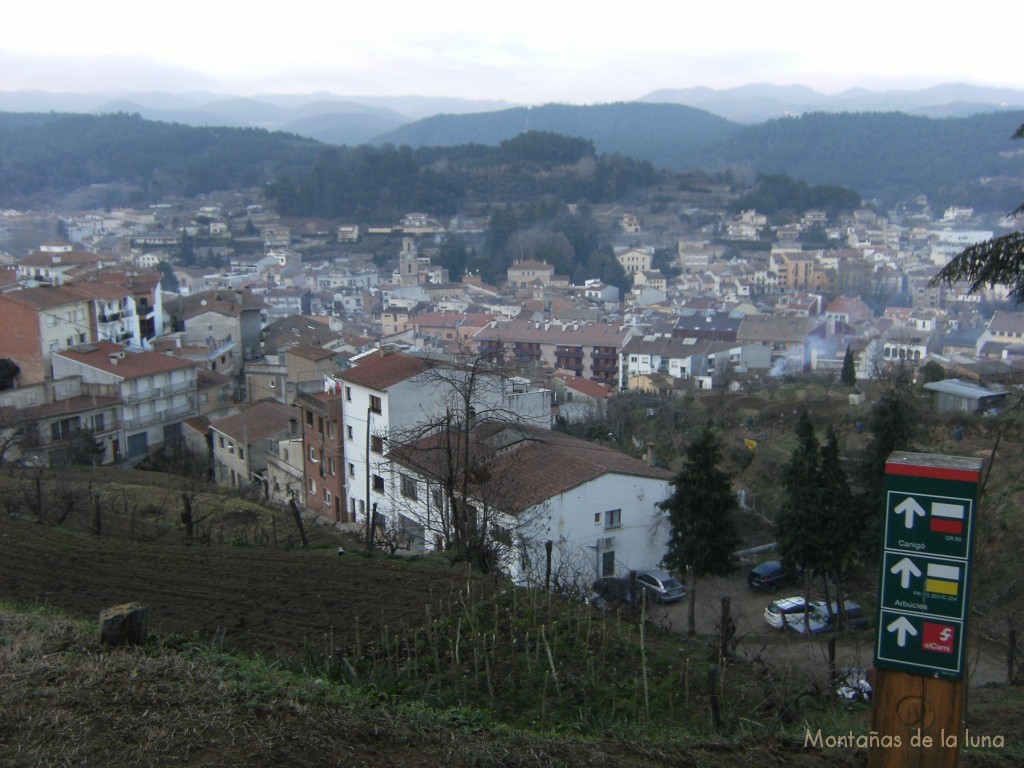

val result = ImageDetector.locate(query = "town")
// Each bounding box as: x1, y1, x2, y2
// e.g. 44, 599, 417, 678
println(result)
0, 179, 1019, 590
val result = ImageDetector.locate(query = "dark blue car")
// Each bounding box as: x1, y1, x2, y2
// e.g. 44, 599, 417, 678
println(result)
747, 560, 789, 591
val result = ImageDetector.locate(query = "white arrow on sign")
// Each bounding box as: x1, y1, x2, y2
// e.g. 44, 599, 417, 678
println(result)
890, 557, 923, 589
894, 497, 927, 529
887, 616, 919, 648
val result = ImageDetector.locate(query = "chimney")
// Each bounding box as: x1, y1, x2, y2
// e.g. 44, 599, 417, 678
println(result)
645, 445, 656, 467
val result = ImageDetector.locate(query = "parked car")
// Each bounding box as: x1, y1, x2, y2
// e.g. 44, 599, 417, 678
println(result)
590, 576, 634, 609
635, 570, 686, 603
786, 600, 869, 634
763, 596, 811, 629
747, 560, 790, 591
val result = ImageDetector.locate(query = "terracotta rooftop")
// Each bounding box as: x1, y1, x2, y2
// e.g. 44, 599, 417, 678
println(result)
391, 421, 671, 515
209, 400, 296, 443
0, 284, 97, 309
338, 349, 432, 390
55, 341, 198, 379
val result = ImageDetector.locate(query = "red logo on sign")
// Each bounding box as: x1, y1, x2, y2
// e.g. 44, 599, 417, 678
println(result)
922, 622, 955, 654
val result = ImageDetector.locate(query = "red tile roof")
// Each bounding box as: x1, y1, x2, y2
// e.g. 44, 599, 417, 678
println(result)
339, 349, 432, 390
55, 341, 198, 379
209, 400, 295, 443
392, 421, 671, 514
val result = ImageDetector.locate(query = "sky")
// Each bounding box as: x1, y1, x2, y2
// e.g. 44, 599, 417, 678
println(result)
2, 1, 1022, 104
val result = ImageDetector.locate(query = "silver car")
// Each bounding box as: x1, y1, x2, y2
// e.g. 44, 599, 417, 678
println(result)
635, 570, 686, 603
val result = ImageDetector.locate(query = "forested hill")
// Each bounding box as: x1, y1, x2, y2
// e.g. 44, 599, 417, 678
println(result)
701, 110, 1024, 209
0, 112, 324, 208
373, 102, 742, 167
376, 104, 1024, 211
4, 105, 1024, 216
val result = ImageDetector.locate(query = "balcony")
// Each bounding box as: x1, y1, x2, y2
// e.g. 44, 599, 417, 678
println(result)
122, 403, 197, 430
121, 379, 197, 405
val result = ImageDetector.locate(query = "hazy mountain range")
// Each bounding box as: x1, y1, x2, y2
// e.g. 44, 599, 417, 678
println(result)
4, 83, 1024, 147
3, 84, 1024, 214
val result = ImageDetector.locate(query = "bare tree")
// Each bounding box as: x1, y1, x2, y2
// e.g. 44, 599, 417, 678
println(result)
373, 345, 550, 570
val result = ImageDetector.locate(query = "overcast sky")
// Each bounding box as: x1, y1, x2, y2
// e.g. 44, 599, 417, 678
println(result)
3, 1, 1021, 103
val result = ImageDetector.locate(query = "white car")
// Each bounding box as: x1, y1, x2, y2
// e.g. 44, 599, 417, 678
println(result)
763, 596, 810, 629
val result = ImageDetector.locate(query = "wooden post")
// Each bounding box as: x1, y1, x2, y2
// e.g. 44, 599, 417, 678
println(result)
92, 494, 102, 537
544, 539, 553, 592
288, 498, 309, 549
708, 666, 721, 732
828, 636, 837, 696
719, 596, 732, 664
869, 668, 963, 767
629, 570, 638, 619
1008, 615, 1017, 685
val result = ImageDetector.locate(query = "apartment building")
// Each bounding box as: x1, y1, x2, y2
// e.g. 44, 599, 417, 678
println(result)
52, 341, 199, 462
473, 318, 633, 386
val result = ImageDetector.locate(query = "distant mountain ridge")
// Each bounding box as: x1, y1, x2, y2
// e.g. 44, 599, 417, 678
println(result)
640, 82, 1024, 123
0, 90, 518, 146
2, 83, 1023, 145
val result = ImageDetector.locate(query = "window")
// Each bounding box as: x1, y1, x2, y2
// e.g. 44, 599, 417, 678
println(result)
369, 395, 382, 414
345, 386, 352, 401
348, 463, 355, 477
238, 448, 245, 460
371, 435, 383, 453
432, 487, 444, 509
309, 446, 317, 461
400, 474, 417, 500
219, 436, 225, 448
91, 413, 104, 431
318, 417, 324, 434
346, 425, 354, 440
50, 416, 81, 442
328, 458, 336, 476
305, 410, 313, 427
324, 489, 331, 503
269, 378, 276, 388
602, 551, 615, 577
594, 512, 601, 525
308, 477, 315, 494
604, 509, 621, 530
372, 475, 385, 493
327, 421, 334, 438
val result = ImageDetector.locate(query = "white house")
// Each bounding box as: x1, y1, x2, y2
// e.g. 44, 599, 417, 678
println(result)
385, 421, 674, 588
335, 347, 552, 525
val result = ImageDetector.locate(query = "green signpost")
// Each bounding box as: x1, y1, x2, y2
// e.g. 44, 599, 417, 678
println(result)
870, 452, 986, 767
874, 452, 983, 681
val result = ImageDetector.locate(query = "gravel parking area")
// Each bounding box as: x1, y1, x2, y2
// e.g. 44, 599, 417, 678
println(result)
646, 571, 1006, 687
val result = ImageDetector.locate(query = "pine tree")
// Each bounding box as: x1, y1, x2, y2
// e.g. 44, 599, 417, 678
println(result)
659, 422, 740, 636
776, 409, 825, 626
818, 426, 858, 627
856, 387, 917, 560
841, 345, 856, 386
